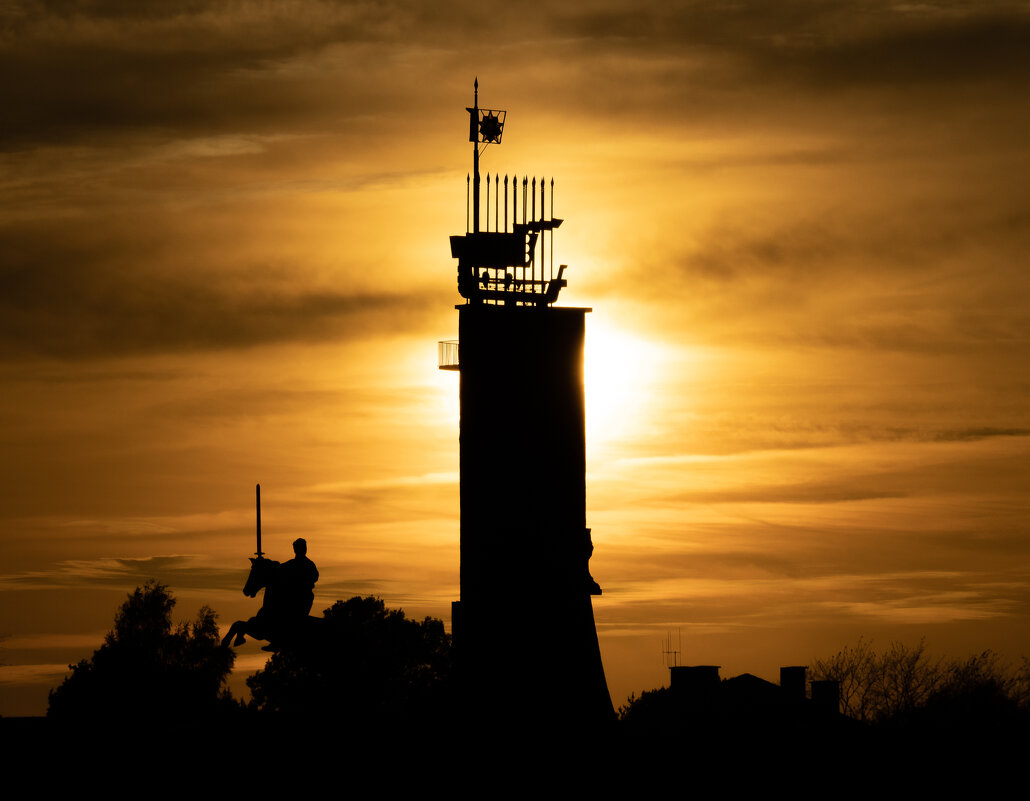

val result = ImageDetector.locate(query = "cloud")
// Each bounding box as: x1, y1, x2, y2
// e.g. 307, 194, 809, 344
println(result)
0, 664, 73, 685
594, 565, 1030, 632
820, 589, 1021, 624
5, 0, 1027, 366
307, 472, 459, 494
932, 427, 1030, 442
0, 0, 439, 148
0, 238, 443, 358
605, 195, 1030, 356
4, 1, 1028, 154
0, 554, 250, 591
314, 578, 386, 597
555, 1, 1030, 84
2, 633, 106, 650
761, 6, 1030, 91
666, 481, 906, 505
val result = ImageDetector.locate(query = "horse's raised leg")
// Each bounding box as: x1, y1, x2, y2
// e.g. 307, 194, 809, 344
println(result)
221, 620, 247, 648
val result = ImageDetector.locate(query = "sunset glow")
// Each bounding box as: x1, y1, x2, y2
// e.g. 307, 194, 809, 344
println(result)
2, 0, 1029, 717
584, 321, 667, 453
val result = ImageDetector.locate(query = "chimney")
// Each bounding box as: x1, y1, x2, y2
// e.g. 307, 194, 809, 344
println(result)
811, 679, 840, 715
779, 665, 807, 701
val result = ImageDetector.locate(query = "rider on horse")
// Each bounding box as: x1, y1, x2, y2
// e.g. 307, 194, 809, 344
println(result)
222, 538, 320, 649
281, 538, 319, 618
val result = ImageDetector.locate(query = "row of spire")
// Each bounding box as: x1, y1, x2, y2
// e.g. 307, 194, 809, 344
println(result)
466, 173, 557, 235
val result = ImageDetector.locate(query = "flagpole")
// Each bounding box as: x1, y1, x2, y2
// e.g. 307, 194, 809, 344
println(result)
473, 78, 480, 234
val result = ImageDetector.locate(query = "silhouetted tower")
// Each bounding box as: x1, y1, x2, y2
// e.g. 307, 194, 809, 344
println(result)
439, 80, 614, 727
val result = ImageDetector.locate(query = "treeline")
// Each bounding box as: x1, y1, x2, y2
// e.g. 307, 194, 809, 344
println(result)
48, 583, 1030, 739
47, 581, 453, 730
810, 638, 1030, 730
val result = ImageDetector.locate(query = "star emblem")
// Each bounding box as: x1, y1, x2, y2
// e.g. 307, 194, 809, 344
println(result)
479, 112, 503, 144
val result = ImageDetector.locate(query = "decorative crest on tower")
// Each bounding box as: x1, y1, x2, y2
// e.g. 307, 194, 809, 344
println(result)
451, 79, 568, 308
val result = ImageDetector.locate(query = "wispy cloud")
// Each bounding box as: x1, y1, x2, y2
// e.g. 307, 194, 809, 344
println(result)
2, 633, 107, 651
0, 554, 245, 591
0, 664, 73, 686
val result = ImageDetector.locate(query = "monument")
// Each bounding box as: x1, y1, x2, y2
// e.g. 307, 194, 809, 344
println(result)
439, 81, 614, 726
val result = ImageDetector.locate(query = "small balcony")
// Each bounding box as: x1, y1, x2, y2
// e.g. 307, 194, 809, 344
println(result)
438, 340, 459, 371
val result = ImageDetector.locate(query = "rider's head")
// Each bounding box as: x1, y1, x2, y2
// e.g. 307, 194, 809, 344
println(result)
293, 537, 307, 556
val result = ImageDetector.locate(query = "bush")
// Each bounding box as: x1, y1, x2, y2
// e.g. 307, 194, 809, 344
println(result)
47, 581, 235, 722
246, 595, 452, 726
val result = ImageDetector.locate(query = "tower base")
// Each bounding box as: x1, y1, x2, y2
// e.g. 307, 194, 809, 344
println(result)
452, 594, 615, 731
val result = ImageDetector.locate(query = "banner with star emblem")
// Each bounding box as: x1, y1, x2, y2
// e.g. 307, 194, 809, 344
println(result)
468, 108, 506, 144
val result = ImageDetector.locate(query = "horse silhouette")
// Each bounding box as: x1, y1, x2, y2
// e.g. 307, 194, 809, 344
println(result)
221, 556, 320, 650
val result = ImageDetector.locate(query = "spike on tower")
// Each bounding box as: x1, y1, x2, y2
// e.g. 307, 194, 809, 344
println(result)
439, 81, 614, 728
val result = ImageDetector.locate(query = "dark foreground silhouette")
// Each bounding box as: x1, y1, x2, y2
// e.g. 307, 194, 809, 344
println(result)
619, 640, 1030, 748
247, 595, 453, 726
47, 581, 235, 722
221, 538, 321, 650
45, 582, 451, 732
32, 581, 1030, 785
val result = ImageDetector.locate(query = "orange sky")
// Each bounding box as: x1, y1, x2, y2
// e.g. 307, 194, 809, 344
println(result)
3, 0, 1030, 716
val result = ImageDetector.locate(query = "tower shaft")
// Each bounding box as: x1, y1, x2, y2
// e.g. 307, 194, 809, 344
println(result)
452, 304, 613, 726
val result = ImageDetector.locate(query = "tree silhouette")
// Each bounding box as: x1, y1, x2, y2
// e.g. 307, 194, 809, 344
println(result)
811, 639, 1030, 733
617, 688, 676, 730
246, 595, 452, 726
811, 638, 947, 722
47, 581, 235, 722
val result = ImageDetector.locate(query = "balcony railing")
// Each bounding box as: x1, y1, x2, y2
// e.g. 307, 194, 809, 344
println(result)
438, 340, 459, 371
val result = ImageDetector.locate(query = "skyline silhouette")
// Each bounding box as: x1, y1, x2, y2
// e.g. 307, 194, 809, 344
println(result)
3, 1, 1030, 717
37, 578, 1030, 749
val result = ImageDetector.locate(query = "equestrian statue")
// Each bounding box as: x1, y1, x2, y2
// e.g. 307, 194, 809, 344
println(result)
222, 485, 321, 651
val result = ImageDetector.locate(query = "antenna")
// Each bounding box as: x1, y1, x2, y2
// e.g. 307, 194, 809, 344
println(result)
255, 483, 264, 558
662, 630, 680, 668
